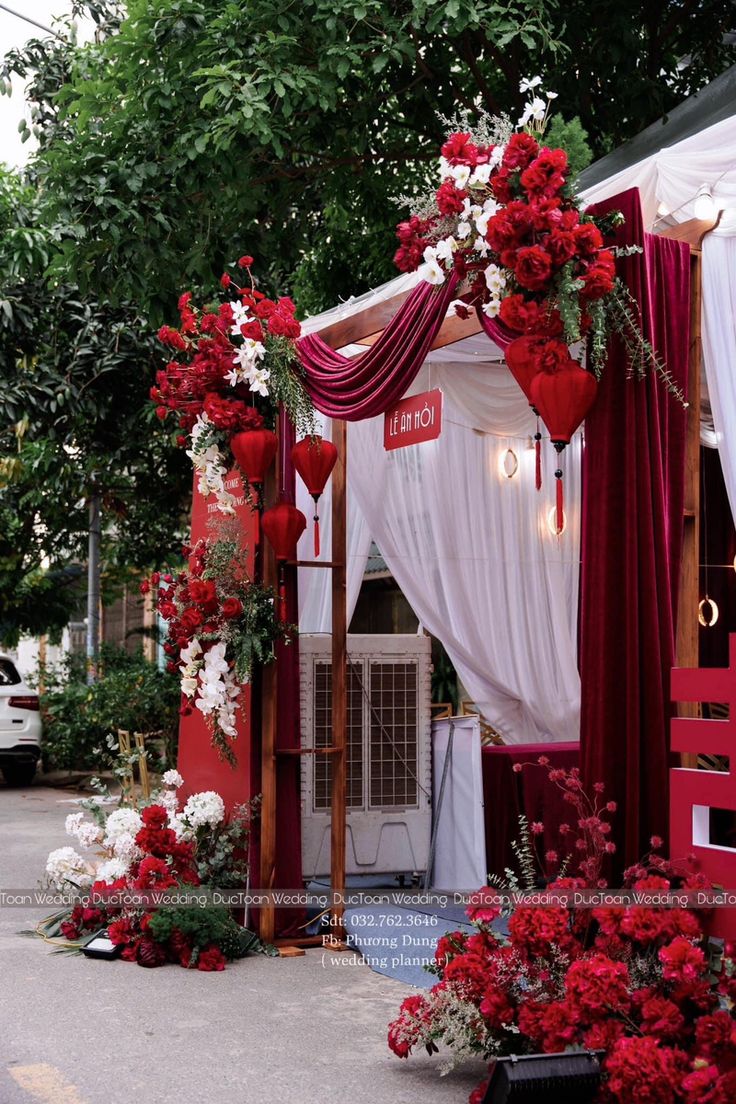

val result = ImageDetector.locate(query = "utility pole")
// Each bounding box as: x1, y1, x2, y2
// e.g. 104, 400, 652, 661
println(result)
86, 490, 101, 684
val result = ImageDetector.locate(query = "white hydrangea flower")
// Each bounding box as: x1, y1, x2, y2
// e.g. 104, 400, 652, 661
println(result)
96, 858, 128, 884
112, 831, 143, 865
76, 821, 103, 849
65, 812, 84, 838
161, 789, 179, 815
182, 790, 226, 829
162, 769, 184, 789
169, 813, 194, 842
103, 807, 143, 847
46, 847, 92, 892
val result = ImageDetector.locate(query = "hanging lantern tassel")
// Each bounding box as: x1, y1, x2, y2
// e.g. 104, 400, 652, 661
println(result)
311, 496, 321, 558
554, 446, 565, 536
534, 414, 542, 492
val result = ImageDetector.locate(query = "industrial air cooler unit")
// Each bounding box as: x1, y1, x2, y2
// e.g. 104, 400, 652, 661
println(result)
299, 634, 432, 879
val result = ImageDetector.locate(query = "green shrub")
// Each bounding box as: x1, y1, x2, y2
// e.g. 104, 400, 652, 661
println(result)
37, 646, 180, 772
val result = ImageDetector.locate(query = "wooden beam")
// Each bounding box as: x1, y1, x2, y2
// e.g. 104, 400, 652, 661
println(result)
314, 288, 414, 349
659, 224, 706, 767
659, 212, 722, 250
330, 418, 348, 940
351, 305, 485, 354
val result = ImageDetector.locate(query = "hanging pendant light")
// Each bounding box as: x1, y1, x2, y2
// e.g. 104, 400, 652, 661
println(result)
530, 360, 598, 535
291, 435, 338, 556
262, 503, 307, 621
231, 428, 278, 487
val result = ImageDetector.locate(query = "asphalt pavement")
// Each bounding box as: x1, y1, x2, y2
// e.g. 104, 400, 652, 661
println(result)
0, 782, 486, 1104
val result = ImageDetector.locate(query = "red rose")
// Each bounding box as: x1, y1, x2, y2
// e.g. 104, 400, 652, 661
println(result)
436, 179, 467, 216
581, 251, 615, 300
221, 597, 243, 619
491, 167, 515, 204
565, 954, 631, 1020
575, 222, 604, 256
502, 132, 539, 171
533, 339, 570, 374
180, 607, 203, 632
440, 132, 479, 165
547, 229, 578, 266
640, 995, 685, 1040
604, 1037, 680, 1104
659, 936, 707, 982
514, 245, 553, 291
520, 148, 569, 197
499, 294, 542, 334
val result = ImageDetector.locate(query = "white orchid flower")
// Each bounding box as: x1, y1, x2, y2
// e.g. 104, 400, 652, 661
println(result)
418, 258, 446, 286
519, 75, 542, 93
483, 298, 502, 318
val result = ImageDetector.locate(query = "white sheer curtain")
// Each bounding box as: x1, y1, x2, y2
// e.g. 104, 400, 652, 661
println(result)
297, 413, 372, 634
702, 234, 736, 522
348, 363, 581, 744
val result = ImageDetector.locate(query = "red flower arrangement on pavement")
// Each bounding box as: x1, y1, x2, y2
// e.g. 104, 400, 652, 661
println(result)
45, 775, 270, 970
142, 527, 289, 760
388, 761, 736, 1104
150, 256, 314, 513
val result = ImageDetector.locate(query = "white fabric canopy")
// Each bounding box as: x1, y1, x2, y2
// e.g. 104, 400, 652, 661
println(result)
579, 111, 736, 521
349, 363, 581, 743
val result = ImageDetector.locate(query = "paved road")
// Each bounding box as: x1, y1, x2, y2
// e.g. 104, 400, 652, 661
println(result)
0, 783, 486, 1104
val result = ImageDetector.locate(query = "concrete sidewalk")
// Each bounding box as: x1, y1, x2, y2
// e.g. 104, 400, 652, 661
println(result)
0, 783, 486, 1104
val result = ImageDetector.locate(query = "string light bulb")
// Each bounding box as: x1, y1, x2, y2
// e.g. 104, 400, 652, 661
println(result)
498, 448, 519, 479
698, 596, 719, 628
694, 185, 717, 221
546, 505, 566, 536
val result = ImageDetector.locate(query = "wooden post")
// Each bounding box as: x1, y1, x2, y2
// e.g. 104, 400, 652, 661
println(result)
259, 459, 279, 943
675, 249, 703, 758
660, 217, 721, 768
330, 419, 348, 938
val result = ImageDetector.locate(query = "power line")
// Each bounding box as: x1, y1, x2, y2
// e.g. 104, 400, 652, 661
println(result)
0, 2, 62, 39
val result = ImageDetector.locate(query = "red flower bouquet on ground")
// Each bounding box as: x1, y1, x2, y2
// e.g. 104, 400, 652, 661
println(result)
388, 762, 735, 1104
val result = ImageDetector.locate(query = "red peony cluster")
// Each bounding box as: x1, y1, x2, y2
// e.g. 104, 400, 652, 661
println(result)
394, 121, 617, 386
150, 258, 302, 466
388, 765, 736, 1104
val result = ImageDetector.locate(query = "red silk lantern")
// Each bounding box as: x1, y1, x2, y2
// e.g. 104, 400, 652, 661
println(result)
262, 503, 307, 622
529, 360, 598, 445
291, 435, 338, 557
505, 336, 544, 491
231, 428, 278, 485
505, 337, 541, 406
530, 361, 598, 536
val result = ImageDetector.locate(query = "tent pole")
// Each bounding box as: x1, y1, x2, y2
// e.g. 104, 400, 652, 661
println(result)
330, 418, 348, 939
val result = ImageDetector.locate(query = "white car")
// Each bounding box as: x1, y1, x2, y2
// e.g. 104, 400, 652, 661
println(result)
0, 654, 41, 786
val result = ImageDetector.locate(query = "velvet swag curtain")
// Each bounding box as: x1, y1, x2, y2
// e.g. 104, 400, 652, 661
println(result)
580, 189, 689, 868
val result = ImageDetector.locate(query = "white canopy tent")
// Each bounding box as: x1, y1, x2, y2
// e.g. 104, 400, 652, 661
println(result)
297, 106, 736, 745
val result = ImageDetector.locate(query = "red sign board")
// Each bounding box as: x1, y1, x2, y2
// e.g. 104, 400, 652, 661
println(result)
384, 389, 443, 451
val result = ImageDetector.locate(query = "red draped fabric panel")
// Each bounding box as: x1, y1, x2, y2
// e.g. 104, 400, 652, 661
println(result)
580, 189, 689, 869
297, 273, 460, 419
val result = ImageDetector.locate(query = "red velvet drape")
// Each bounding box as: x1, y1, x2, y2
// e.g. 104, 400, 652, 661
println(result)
580, 189, 690, 869
298, 273, 460, 419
